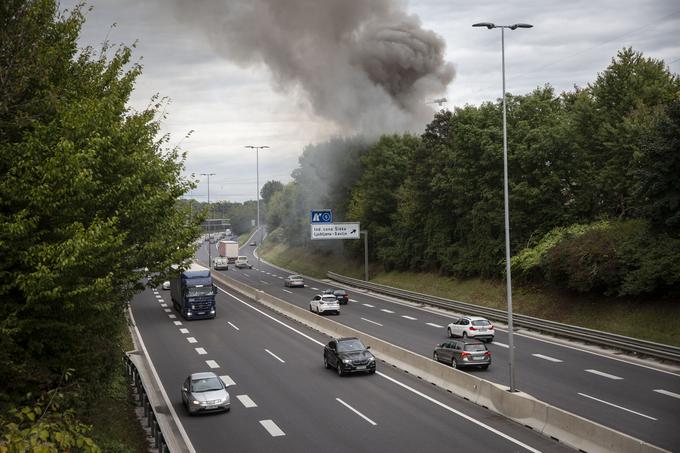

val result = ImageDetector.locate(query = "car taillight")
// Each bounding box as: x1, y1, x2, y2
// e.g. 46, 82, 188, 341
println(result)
460, 352, 470, 358
489, 324, 494, 330
484, 351, 491, 356
469, 326, 477, 331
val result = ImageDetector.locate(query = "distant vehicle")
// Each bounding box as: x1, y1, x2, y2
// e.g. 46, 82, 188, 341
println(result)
181, 372, 230, 415
433, 338, 491, 370
324, 337, 376, 376
213, 257, 229, 270
217, 240, 239, 263
284, 275, 304, 288
161, 281, 171, 290
170, 263, 217, 320
323, 288, 349, 305
249, 241, 257, 246
234, 256, 252, 269
447, 316, 494, 342
310, 294, 340, 315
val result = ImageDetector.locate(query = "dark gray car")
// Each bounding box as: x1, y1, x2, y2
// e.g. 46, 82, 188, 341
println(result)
433, 338, 491, 370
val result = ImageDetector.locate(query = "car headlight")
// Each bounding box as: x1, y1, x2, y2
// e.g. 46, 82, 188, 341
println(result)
192, 400, 200, 405
343, 359, 352, 364
368, 356, 375, 362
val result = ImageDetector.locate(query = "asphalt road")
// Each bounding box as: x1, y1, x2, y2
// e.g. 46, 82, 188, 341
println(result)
196, 239, 680, 451
130, 281, 572, 452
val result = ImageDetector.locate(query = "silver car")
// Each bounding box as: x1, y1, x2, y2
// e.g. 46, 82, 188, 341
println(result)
181, 372, 230, 414
284, 274, 305, 287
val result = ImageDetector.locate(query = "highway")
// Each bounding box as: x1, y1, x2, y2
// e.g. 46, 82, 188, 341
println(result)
193, 239, 680, 451
130, 279, 571, 452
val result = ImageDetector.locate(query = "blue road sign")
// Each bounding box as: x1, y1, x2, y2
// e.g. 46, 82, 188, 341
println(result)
311, 210, 333, 224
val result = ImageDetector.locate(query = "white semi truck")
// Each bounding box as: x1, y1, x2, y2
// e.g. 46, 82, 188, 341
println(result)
217, 240, 239, 263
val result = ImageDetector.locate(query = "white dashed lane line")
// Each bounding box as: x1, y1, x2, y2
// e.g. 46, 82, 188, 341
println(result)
160, 303, 168, 308
426, 322, 444, 328
363, 304, 375, 308
227, 321, 240, 331
155, 295, 162, 299
585, 369, 623, 380
173, 321, 183, 326
361, 317, 383, 327
654, 389, 680, 400
311, 287, 319, 291
220, 375, 235, 386
532, 354, 563, 363
187, 337, 198, 344
336, 398, 377, 426
282, 289, 292, 294
168, 314, 177, 319
493, 341, 509, 348
237, 395, 258, 408
349, 299, 358, 303
380, 309, 394, 313
260, 280, 270, 285
265, 349, 286, 363
179, 328, 189, 334
259, 420, 285, 437
206, 360, 220, 369
401, 315, 417, 320
578, 393, 657, 420
164, 308, 171, 313
195, 347, 207, 355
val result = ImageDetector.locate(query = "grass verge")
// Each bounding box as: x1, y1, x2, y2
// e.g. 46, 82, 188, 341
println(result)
260, 240, 680, 346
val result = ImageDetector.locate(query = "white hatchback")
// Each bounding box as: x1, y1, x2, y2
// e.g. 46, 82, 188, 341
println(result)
310, 294, 340, 315
447, 316, 495, 342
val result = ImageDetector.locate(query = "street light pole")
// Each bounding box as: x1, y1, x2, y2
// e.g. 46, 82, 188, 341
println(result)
200, 173, 216, 270
246, 145, 269, 298
473, 21, 532, 393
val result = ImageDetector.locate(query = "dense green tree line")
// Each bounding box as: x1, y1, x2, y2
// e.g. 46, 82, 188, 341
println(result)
1, 1, 199, 449
266, 48, 680, 297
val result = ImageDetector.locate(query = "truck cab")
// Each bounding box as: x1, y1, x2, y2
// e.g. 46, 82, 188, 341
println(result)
170, 263, 217, 320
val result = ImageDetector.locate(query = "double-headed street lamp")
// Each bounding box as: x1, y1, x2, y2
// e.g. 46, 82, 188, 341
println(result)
473, 21, 532, 393
246, 145, 269, 294
200, 173, 216, 269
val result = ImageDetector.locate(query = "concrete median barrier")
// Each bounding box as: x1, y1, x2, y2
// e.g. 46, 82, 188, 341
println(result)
213, 272, 668, 453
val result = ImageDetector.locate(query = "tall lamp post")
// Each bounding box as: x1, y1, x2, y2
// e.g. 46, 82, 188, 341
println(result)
246, 145, 269, 293
200, 173, 216, 269
473, 21, 532, 393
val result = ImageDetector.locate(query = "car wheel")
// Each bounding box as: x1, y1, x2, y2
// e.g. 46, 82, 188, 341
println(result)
487, 338, 493, 344
451, 357, 458, 369
324, 356, 330, 369
447, 328, 452, 338
462, 331, 468, 339
337, 363, 344, 376
433, 352, 439, 362
309, 304, 313, 312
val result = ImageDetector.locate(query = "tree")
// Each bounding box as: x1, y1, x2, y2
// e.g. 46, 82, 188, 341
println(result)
261, 180, 284, 206
0, 0, 199, 407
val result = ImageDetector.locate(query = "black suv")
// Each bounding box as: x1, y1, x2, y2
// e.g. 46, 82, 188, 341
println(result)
323, 288, 349, 304
324, 337, 376, 376
433, 338, 491, 370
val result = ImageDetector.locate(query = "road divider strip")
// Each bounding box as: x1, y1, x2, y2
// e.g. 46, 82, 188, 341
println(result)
212, 271, 668, 453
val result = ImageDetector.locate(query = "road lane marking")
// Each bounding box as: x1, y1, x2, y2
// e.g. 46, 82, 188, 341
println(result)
160, 303, 168, 307
311, 287, 319, 291
220, 375, 236, 386
578, 393, 657, 420
155, 295, 162, 299
206, 360, 220, 369
493, 341, 509, 348
195, 347, 207, 355
361, 317, 383, 326
336, 398, 377, 426
277, 276, 283, 279
532, 354, 563, 363
426, 322, 444, 328
173, 321, 182, 326
282, 289, 292, 294
259, 420, 285, 437
242, 273, 250, 278
265, 349, 285, 363
380, 309, 394, 313
237, 394, 258, 408
363, 304, 375, 308
168, 314, 177, 319
401, 315, 417, 320
585, 369, 623, 380
187, 337, 197, 344
654, 389, 680, 400
349, 299, 358, 302
260, 280, 269, 285
227, 321, 240, 330
179, 328, 189, 334
164, 308, 171, 313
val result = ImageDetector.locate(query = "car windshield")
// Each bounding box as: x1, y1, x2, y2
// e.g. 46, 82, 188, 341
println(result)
337, 339, 365, 352
289, 276, 302, 280
471, 319, 491, 326
465, 343, 487, 352
186, 286, 214, 297
191, 377, 223, 392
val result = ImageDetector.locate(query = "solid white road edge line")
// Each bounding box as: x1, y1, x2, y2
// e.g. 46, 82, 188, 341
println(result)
217, 287, 542, 452
336, 398, 377, 426
237, 394, 258, 408
653, 389, 680, 400
227, 321, 240, 330
578, 393, 657, 420
265, 349, 286, 363
259, 419, 285, 437
127, 307, 197, 453
532, 354, 563, 363
361, 317, 383, 327
585, 369, 623, 380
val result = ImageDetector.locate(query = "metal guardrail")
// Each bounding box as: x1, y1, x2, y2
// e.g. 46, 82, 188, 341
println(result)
327, 272, 680, 363
124, 355, 170, 453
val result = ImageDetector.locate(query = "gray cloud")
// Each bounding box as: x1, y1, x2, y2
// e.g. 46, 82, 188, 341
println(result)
164, 0, 454, 136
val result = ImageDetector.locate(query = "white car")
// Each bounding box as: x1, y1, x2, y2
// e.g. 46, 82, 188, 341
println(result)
213, 257, 229, 270
447, 316, 495, 342
310, 294, 340, 315
161, 280, 171, 290
234, 256, 252, 269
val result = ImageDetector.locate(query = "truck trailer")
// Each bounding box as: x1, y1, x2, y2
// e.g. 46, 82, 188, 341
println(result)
217, 240, 239, 263
170, 263, 217, 320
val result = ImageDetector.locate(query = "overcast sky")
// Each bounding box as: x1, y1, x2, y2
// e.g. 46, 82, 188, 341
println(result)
61, 0, 679, 203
